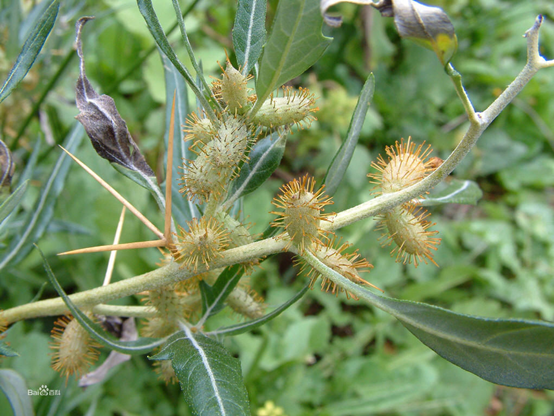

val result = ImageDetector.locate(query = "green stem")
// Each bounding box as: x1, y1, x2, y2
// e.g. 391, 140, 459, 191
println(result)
2, 238, 284, 324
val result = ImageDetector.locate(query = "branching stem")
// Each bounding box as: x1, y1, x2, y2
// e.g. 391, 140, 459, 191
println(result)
2, 16, 552, 326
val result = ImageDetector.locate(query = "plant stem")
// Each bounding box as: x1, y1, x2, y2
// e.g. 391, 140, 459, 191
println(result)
2, 238, 284, 324
2, 16, 552, 327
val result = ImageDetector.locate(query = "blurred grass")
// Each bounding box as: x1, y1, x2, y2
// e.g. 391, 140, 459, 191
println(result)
1, 0, 554, 415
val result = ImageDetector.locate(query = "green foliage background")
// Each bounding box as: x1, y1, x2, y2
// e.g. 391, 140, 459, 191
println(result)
1, 0, 554, 414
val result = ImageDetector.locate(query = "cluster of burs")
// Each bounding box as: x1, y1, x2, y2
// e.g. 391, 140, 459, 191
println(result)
48, 63, 443, 384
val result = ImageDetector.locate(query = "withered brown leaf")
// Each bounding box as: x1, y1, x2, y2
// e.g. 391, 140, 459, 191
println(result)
74, 17, 155, 178
0, 139, 15, 190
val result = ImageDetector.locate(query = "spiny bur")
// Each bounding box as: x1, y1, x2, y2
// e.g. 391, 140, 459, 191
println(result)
180, 116, 252, 202
142, 285, 191, 338
271, 174, 334, 253
215, 211, 259, 274
378, 205, 441, 267
226, 284, 265, 320
252, 87, 318, 130
50, 312, 101, 383
369, 137, 442, 267
174, 217, 230, 271
183, 112, 215, 147
296, 237, 378, 299
369, 137, 434, 194
215, 61, 252, 114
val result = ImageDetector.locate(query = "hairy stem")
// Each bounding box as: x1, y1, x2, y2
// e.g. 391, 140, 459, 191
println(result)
2, 17, 551, 327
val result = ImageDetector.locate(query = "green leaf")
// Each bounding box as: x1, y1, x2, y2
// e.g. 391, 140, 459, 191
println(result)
323, 73, 375, 196
302, 250, 554, 390
0, 123, 85, 271
0, 180, 28, 225
254, 0, 332, 108
151, 327, 251, 415
137, 0, 218, 122
233, 0, 267, 75
161, 52, 199, 225
417, 179, 483, 206
199, 265, 245, 325
38, 246, 166, 355
0, 0, 59, 103
0, 369, 33, 416
225, 131, 287, 209
209, 284, 310, 337
0, 341, 19, 358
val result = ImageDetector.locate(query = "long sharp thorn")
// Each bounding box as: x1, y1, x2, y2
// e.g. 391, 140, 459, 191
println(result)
58, 240, 166, 256
165, 91, 176, 243
103, 206, 126, 286
59, 146, 164, 240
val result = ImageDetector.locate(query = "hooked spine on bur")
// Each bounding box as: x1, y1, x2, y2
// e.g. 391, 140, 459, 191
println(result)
213, 61, 254, 114
378, 205, 441, 267
173, 217, 230, 272
295, 237, 378, 299
180, 116, 252, 203
271, 174, 334, 253
50, 312, 101, 382
251, 87, 318, 130
369, 137, 442, 267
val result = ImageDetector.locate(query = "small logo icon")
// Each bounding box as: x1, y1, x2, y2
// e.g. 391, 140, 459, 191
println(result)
28, 384, 61, 396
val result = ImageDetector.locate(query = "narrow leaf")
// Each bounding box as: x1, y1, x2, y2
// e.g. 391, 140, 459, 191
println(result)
38, 246, 165, 355
302, 250, 554, 390
0, 341, 19, 358
209, 284, 310, 337
417, 179, 483, 206
137, 0, 218, 122
161, 52, 199, 225
0, 180, 28, 225
323, 73, 374, 196
0, 369, 33, 416
199, 265, 244, 325
74, 18, 157, 186
0, 0, 59, 103
233, 0, 267, 75
255, 0, 332, 108
225, 131, 287, 209
0, 123, 84, 271
151, 326, 251, 415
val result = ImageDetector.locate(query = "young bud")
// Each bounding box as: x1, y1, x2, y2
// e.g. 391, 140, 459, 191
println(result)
50, 313, 101, 382
271, 174, 334, 253
219, 62, 251, 114
378, 205, 441, 267
174, 217, 230, 271
252, 87, 317, 129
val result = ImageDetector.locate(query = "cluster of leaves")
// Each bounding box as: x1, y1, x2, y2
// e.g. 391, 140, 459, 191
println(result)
1, 0, 554, 415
